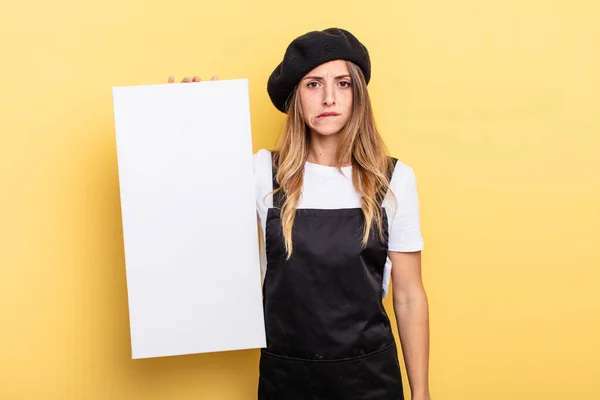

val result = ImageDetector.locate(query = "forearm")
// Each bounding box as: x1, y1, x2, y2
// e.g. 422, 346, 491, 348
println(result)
394, 292, 430, 398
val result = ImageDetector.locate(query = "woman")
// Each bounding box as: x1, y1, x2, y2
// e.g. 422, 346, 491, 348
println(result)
169, 28, 430, 400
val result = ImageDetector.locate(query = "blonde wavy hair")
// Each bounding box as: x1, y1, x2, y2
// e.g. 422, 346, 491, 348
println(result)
272, 61, 396, 259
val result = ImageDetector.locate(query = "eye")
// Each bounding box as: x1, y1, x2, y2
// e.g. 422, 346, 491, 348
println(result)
307, 81, 319, 88
339, 81, 352, 88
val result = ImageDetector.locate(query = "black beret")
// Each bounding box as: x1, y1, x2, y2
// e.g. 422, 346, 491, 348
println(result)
267, 28, 371, 113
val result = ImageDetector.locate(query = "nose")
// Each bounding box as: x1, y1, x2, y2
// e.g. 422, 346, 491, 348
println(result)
323, 85, 335, 106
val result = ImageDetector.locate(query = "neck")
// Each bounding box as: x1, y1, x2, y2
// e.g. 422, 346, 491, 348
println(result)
307, 130, 350, 167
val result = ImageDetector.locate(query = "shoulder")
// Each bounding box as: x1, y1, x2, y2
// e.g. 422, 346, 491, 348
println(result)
253, 148, 272, 167
389, 157, 416, 182
253, 148, 273, 176
253, 149, 274, 204
388, 157, 418, 197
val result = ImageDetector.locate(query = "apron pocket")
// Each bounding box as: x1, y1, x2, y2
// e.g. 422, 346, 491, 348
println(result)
258, 349, 313, 400
356, 340, 404, 400
258, 341, 403, 400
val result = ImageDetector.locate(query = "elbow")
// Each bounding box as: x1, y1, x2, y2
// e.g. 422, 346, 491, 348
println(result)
392, 285, 428, 310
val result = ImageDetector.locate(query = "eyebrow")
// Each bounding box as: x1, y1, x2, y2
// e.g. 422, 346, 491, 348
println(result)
302, 74, 351, 81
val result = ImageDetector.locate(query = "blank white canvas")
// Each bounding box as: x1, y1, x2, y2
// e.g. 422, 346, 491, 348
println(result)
112, 79, 266, 359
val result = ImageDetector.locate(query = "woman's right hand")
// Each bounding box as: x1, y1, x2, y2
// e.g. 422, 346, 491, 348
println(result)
167, 76, 219, 83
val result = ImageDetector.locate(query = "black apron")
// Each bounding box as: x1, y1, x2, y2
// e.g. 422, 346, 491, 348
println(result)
258, 153, 404, 400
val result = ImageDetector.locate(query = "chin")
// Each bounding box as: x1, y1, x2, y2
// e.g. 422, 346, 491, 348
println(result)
311, 125, 345, 137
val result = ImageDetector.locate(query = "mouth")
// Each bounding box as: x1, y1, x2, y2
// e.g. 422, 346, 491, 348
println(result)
315, 112, 340, 121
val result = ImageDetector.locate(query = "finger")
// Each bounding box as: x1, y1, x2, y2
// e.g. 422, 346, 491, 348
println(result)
181, 77, 192, 83
211, 76, 218, 81
193, 76, 201, 82
168, 76, 174, 83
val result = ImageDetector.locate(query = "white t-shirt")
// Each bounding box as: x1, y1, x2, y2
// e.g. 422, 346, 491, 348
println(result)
253, 149, 424, 298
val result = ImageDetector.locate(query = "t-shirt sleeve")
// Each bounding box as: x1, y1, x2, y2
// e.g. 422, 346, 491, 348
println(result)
387, 162, 424, 252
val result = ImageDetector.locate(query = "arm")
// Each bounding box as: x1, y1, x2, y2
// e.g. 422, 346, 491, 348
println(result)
389, 250, 431, 400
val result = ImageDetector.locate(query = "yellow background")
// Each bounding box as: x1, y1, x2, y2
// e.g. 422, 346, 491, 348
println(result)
1, 0, 599, 398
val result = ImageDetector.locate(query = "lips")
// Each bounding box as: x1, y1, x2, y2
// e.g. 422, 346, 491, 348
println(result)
315, 112, 340, 121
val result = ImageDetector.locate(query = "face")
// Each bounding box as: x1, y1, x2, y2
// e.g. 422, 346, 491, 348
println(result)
298, 60, 353, 136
